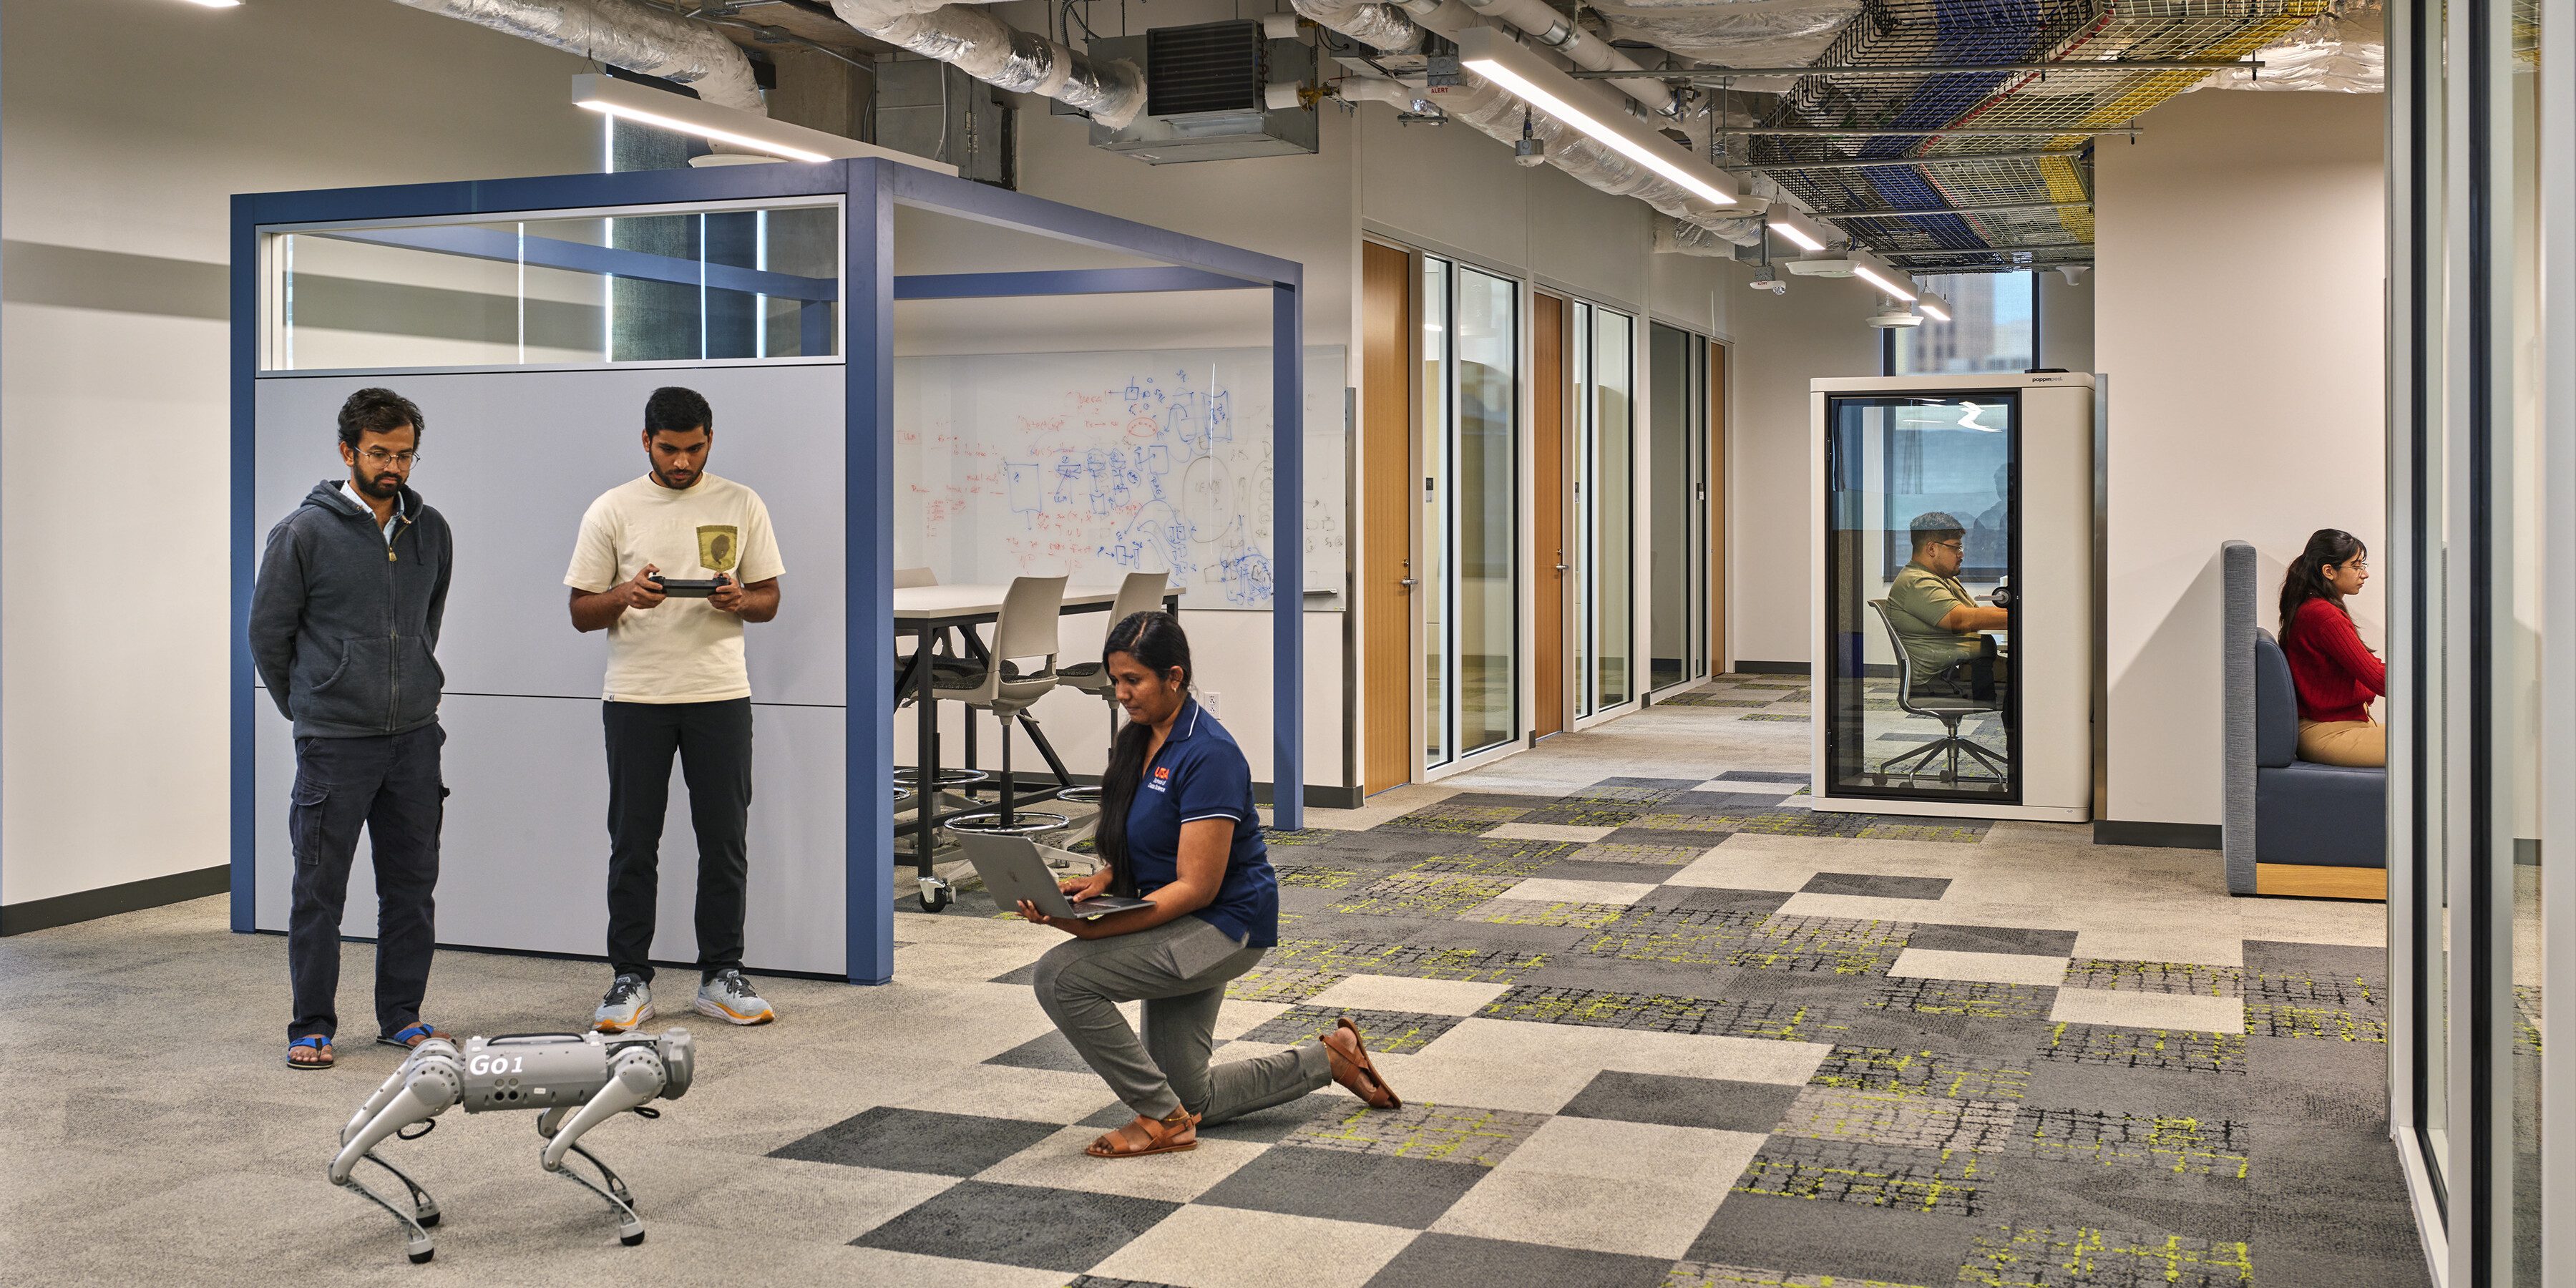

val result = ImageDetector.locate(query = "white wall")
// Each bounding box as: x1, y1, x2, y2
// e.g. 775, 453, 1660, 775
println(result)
0, 0, 600, 907
1723, 270, 1889, 666
2097, 88, 2384, 827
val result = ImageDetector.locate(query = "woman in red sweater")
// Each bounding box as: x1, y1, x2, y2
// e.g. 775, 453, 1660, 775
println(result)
2278, 528, 2386, 767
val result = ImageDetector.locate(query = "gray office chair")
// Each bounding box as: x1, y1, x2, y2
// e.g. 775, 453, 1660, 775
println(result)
1049, 571, 1171, 813
1866, 599, 2009, 786
938, 575, 1071, 843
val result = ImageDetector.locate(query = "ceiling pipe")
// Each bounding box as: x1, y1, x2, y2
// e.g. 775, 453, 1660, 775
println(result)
825, 0, 1145, 128
386, 0, 767, 112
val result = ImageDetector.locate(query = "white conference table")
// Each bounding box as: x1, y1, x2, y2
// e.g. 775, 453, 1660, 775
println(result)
889, 582, 1181, 895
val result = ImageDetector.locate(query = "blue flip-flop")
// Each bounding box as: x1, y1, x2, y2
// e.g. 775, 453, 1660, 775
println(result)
377, 1023, 447, 1050
287, 1035, 335, 1070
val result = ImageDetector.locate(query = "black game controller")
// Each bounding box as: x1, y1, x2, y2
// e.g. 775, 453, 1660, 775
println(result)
648, 572, 728, 599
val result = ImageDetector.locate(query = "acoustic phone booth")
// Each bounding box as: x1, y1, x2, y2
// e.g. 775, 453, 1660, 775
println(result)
1807, 373, 2095, 823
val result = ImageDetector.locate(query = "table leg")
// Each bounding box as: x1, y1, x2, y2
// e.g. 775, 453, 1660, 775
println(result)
914, 622, 936, 879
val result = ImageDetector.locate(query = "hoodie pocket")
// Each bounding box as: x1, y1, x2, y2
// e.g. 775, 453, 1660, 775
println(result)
394, 635, 444, 728
304, 637, 391, 728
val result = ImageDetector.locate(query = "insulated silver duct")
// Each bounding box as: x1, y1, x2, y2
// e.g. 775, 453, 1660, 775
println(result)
1289, 0, 1421, 53
827, 0, 1146, 128
387, 0, 767, 112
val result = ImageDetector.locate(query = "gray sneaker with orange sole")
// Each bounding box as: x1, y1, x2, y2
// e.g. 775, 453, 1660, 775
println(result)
696, 969, 775, 1025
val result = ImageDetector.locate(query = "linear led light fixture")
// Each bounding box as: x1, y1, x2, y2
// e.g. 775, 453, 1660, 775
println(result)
177, 0, 243, 6
570, 74, 955, 172
1456, 28, 1736, 207
1851, 262, 1914, 301
1916, 291, 1952, 322
1767, 208, 1829, 252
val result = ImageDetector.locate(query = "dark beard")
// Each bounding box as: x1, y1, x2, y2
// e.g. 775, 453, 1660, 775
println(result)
353, 471, 403, 501
653, 465, 701, 489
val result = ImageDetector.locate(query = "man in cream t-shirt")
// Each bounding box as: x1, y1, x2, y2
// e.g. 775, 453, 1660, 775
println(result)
566, 386, 785, 1032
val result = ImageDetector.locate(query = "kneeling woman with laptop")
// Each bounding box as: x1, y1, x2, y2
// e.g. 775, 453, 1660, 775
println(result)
1010, 612, 1400, 1158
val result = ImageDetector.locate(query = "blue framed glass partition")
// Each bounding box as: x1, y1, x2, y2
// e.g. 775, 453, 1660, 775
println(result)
230, 160, 1306, 987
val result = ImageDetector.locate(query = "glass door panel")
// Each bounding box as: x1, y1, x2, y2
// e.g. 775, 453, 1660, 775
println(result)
1420, 258, 1519, 767
1422, 258, 1450, 766
1822, 394, 2019, 804
1649, 323, 1708, 693
1595, 311, 1634, 710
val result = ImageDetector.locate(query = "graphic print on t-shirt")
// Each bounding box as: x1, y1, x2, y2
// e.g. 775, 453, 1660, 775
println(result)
698, 525, 740, 573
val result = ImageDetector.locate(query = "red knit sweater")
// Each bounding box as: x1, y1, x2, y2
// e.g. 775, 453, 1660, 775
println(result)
2283, 597, 2386, 723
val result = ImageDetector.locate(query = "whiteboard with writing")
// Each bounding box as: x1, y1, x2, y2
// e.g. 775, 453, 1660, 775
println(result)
892, 346, 1347, 607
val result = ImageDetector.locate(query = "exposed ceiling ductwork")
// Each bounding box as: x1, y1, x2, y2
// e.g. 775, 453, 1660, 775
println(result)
386, 0, 769, 112
824, 0, 1146, 128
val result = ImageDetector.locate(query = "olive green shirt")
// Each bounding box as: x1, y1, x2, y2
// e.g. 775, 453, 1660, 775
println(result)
1886, 563, 1984, 678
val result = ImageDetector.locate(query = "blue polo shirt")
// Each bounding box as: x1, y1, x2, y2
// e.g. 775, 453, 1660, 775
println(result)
1125, 698, 1277, 948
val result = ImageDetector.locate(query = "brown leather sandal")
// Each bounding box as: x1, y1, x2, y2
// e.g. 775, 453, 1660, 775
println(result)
1323, 1016, 1402, 1110
1085, 1106, 1200, 1158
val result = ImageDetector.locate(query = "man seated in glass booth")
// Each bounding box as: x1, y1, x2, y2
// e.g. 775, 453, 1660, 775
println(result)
1887, 512, 2013, 702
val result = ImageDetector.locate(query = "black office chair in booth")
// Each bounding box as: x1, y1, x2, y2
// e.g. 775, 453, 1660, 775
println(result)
1867, 598, 2010, 787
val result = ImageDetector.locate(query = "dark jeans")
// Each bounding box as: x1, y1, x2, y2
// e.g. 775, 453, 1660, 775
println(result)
288, 724, 445, 1043
604, 698, 753, 983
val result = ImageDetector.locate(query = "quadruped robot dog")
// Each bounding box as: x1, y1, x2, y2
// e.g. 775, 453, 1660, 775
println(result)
330, 1028, 695, 1262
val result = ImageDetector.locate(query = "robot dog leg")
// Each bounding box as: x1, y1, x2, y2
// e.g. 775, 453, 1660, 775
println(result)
328, 1030, 695, 1263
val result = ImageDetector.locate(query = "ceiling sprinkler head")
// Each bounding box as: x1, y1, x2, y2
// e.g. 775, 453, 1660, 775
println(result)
1749, 274, 1788, 296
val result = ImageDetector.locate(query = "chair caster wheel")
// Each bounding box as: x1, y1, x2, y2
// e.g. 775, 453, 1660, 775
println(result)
407, 1238, 436, 1264
918, 877, 952, 913
621, 1226, 647, 1246
417, 1212, 439, 1229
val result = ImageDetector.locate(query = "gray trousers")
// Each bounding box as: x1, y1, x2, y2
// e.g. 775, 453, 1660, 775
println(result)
1033, 916, 1334, 1122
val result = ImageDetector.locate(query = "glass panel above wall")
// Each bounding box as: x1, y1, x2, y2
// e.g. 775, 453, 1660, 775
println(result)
262, 201, 842, 374
1893, 273, 2036, 376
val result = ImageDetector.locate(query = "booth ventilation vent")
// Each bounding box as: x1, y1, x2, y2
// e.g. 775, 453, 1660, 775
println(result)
1744, 0, 2331, 272
1147, 21, 1268, 116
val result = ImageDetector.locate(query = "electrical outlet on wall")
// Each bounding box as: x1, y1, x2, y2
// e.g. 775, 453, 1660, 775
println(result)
1200, 691, 1220, 716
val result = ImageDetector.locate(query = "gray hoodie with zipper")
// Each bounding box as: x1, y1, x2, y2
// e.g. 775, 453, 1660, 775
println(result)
250, 479, 454, 739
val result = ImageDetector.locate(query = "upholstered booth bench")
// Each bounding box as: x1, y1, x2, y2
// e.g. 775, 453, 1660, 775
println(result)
2220, 540, 2389, 899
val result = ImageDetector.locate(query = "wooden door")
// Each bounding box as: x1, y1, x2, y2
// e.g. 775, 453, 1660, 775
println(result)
1361, 241, 1416, 793
1707, 339, 1728, 676
1533, 293, 1566, 737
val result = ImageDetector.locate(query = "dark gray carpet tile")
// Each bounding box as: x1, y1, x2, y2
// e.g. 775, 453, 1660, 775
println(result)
771, 1106, 1063, 1176
1379, 801, 1531, 833
1563, 839, 1719, 865
1509, 955, 1753, 999
1405, 847, 1581, 879
1327, 872, 1526, 918
1688, 1197, 1980, 1287
849, 1180, 1180, 1272
1868, 977, 2060, 1023
1714, 770, 1811, 784
1971, 1159, 2262, 1248
1192, 1096, 1352, 1144
1800, 872, 1954, 900
1479, 982, 1847, 1043
1808, 1044, 2038, 1103
1271, 864, 1383, 893
2247, 1121, 2414, 1202
1435, 791, 1574, 809
1259, 937, 1556, 983
2248, 965, 2386, 1008
2016, 1060, 2261, 1125
1773, 1085, 2021, 1156
1526, 859, 1696, 886
2062, 959, 2246, 996
1515, 803, 1650, 828
1280, 1101, 1548, 1166
2240, 940, 2389, 978
2222, 1244, 2432, 1288
1905, 923, 2082, 957
1192, 1146, 1485, 1229
1580, 909, 1917, 975
1636, 886, 1797, 916
2236, 1040, 2396, 1131
1363, 1234, 1677, 1288
983, 1030, 1099, 1073
1239, 1005, 1461, 1054
2039, 1023, 2250, 1075
2244, 999, 2391, 1043
1556, 1071, 1805, 1133
1612, 826, 1765, 849
2006, 1106, 2254, 1179
1732, 1137, 1994, 1217
1948, 1219, 2255, 1288
1591, 775, 1712, 789
2249, 1195, 2436, 1267
1829, 1012, 2068, 1063
1277, 884, 1357, 915
1663, 791, 1816, 814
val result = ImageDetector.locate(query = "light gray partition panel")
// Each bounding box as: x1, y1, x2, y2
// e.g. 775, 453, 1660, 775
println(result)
253, 364, 847, 974
2220, 540, 2257, 894
257, 694, 846, 976
253, 364, 846, 705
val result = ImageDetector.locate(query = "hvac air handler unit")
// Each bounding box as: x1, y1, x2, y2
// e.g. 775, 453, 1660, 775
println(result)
1087, 20, 1318, 163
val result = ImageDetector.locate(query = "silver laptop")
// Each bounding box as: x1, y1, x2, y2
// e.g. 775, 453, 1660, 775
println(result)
956, 832, 1153, 920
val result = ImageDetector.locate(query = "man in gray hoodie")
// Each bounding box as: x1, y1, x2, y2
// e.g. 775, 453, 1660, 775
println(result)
249, 388, 454, 1069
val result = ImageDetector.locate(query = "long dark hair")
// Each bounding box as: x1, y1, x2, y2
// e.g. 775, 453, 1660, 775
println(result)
1093, 612, 1194, 897
2279, 528, 2367, 639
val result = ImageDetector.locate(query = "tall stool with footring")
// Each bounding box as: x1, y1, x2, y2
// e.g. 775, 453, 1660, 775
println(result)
891, 565, 990, 824
921, 575, 1069, 910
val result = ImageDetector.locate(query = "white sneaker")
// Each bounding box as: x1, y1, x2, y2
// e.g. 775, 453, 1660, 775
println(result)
695, 969, 775, 1025
593, 973, 653, 1033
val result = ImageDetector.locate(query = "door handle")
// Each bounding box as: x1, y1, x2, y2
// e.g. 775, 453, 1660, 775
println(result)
1554, 563, 1569, 571
1399, 577, 1418, 588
